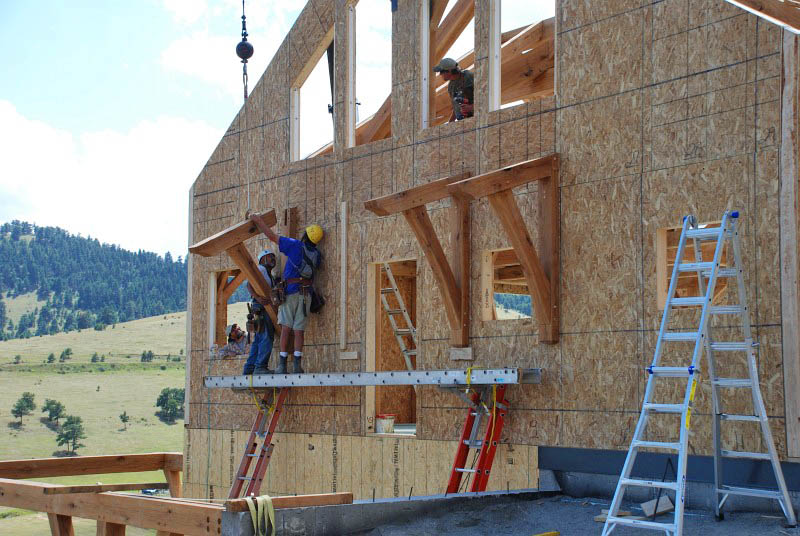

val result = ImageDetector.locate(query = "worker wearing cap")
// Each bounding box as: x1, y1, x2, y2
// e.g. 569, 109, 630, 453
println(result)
242, 249, 277, 375
433, 57, 474, 122
257, 224, 323, 374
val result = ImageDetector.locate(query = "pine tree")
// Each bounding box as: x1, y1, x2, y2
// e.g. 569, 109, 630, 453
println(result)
56, 416, 87, 453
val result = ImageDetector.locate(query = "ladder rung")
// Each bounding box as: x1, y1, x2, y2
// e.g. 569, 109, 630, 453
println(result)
463, 440, 483, 447
643, 403, 684, 414
721, 449, 771, 461
648, 366, 698, 378
605, 516, 677, 532
703, 268, 738, 278
719, 413, 760, 422
662, 331, 699, 341
455, 468, 477, 473
403, 349, 417, 356
395, 329, 414, 336
710, 305, 742, 315
619, 478, 678, 491
386, 309, 405, 314
677, 261, 714, 272
246, 453, 260, 457
710, 341, 749, 351
633, 440, 681, 450
380, 288, 395, 294
671, 297, 706, 307
718, 485, 783, 500
713, 378, 752, 388
237, 476, 253, 481
686, 227, 724, 239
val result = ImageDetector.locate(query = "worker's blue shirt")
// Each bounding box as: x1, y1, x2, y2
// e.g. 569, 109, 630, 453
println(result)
279, 236, 320, 294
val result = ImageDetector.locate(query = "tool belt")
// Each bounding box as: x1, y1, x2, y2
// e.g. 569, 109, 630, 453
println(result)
248, 302, 270, 333
286, 278, 312, 286
270, 279, 286, 307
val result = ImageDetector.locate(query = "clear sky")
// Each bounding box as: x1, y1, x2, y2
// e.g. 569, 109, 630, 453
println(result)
0, 0, 552, 260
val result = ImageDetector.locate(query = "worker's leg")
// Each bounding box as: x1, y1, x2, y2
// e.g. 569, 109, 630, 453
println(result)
279, 324, 291, 353
293, 330, 304, 352
253, 324, 273, 373
243, 331, 263, 375
291, 292, 309, 373
277, 298, 294, 374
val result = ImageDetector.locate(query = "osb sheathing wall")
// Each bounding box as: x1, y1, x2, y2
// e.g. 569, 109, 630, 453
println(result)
184, 0, 796, 499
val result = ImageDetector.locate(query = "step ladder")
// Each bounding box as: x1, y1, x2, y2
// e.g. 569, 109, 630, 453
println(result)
446, 384, 508, 493
380, 262, 417, 371
229, 387, 289, 498
603, 211, 797, 535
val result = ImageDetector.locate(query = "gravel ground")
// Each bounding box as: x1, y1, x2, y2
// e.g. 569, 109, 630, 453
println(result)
357, 494, 800, 535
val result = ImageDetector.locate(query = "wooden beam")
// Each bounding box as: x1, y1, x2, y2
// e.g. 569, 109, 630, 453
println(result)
365, 172, 471, 216
434, 0, 474, 61
493, 249, 519, 267
447, 155, 554, 200
225, 243, 278, 325
97, 522, 126, 536
0, 478, 222, 535
487, 190, 554, 342
163, 469, 182, 498
450, 196, 470, 347
221, 270, 245, 302
0, 453, 182, 480
43, 483, 169, 495
340, 201, 348, 351
215, 271, 229, 346
387, 260, 417, 278
48, 513, 74, 536
495, 265, 524, 281
538, 155, 560, 342
225, 492, 353, 512
726, 0, 800, 32
781, 31, 800, 457
402, 206, 461, 329
188, 210, 277, 257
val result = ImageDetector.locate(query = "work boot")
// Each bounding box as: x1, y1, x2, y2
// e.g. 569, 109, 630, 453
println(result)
292, 356, 304, 374
276, 355, 288, 374
253, 366, 273, 375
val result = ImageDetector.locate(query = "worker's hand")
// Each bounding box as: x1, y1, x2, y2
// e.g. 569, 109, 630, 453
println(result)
460, 100, 474, 117
255, 296, 269, 307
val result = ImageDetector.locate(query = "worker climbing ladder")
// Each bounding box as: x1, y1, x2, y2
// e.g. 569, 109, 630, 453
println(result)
603, 211, 796, 535
380, 262, 417, 371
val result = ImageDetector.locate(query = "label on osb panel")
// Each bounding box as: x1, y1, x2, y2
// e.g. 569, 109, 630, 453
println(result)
450, 347, 473, 361
340, 351, 359, 360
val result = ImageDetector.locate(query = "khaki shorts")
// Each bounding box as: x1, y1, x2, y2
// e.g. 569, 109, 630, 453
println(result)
278, 291, 310, 331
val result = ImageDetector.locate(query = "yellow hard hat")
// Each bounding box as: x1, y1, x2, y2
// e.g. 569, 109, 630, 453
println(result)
305, 224, 323, 244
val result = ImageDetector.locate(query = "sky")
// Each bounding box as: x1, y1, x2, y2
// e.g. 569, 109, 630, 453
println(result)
0, 0, 552, 260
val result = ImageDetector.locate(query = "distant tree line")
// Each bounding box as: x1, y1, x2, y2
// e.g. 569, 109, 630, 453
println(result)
494, 293, 533, 316
0, 220, 186, 340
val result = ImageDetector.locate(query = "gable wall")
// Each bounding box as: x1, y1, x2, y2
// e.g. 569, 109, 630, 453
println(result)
183, 0, 791, 500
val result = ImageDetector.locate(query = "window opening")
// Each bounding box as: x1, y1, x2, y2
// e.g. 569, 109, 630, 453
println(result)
353, 0, 392, 147
656, 222, 730, 310
489, 0, 556, 111
421, 0, 475, 129
291, 33, 335, 160
209, 270, 250, 349
480, 248, 533, 321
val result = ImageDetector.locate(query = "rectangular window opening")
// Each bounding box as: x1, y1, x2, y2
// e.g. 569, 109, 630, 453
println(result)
421, 0, 475, 129
367, 260, 418, 436
481, 248, 533, 321
490, 0, 556, 111
656, 222, 730, 310
291, 37, 335, 161
209, 270, 251, 350
352, 1, 392, 147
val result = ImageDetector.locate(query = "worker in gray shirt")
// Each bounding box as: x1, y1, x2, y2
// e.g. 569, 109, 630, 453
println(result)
433, 57, 474, 121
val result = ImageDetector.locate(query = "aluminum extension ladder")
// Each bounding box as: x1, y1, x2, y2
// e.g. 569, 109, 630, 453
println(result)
229, 387, 289, 498
380, 262, 417, 371
603, 211, 796, 535
445, 384, 508, 493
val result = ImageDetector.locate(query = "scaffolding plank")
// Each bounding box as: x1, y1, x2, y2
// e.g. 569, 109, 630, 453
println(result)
204, 368, 541, 389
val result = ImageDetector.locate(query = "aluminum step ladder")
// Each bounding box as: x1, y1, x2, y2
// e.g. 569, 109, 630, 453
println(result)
603, 211, 796, 535
381, 262, 417, 371
229, 387, 289, 498
446, 384, 508, 493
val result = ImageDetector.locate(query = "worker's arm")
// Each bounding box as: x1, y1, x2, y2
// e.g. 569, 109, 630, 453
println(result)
247, 282, 270, 307
250, 213, 279, 244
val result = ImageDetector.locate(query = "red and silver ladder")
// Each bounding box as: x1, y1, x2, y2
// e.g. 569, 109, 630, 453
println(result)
446, 384, 508, 493
229, 387, 289, 498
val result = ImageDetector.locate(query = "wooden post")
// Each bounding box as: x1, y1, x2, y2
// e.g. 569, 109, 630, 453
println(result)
450, 196, 471, 346
48, 513, 74, 536
781, 30, 800, 458
340, 201, 348, 350
97, 522, 126, 536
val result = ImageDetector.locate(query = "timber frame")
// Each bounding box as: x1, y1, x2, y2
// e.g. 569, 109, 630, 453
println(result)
188, 210, 280, 326
0, 452, 353, 536
365, 172, 472, 347
448, 154, 560, 343
364, 154, 560, 345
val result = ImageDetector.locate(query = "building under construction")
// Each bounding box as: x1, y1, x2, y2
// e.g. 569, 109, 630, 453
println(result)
3, 1, 800, 535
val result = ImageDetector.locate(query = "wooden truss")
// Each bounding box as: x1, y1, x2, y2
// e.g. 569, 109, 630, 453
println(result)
312, 6, 554, 156
725, 0, 800, 32
188, 210, 280, 327
365, 154, 560, 345
0, 452, 353, 536
365, 172, 472, 347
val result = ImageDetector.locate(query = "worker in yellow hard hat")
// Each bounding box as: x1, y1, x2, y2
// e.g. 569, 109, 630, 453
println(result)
258, 223, 324, 374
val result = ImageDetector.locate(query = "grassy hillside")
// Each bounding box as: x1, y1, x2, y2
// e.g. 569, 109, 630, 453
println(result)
4, 291, 46, 325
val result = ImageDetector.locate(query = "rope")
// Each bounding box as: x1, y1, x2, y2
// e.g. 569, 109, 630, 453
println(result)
244, 495, 275, 536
